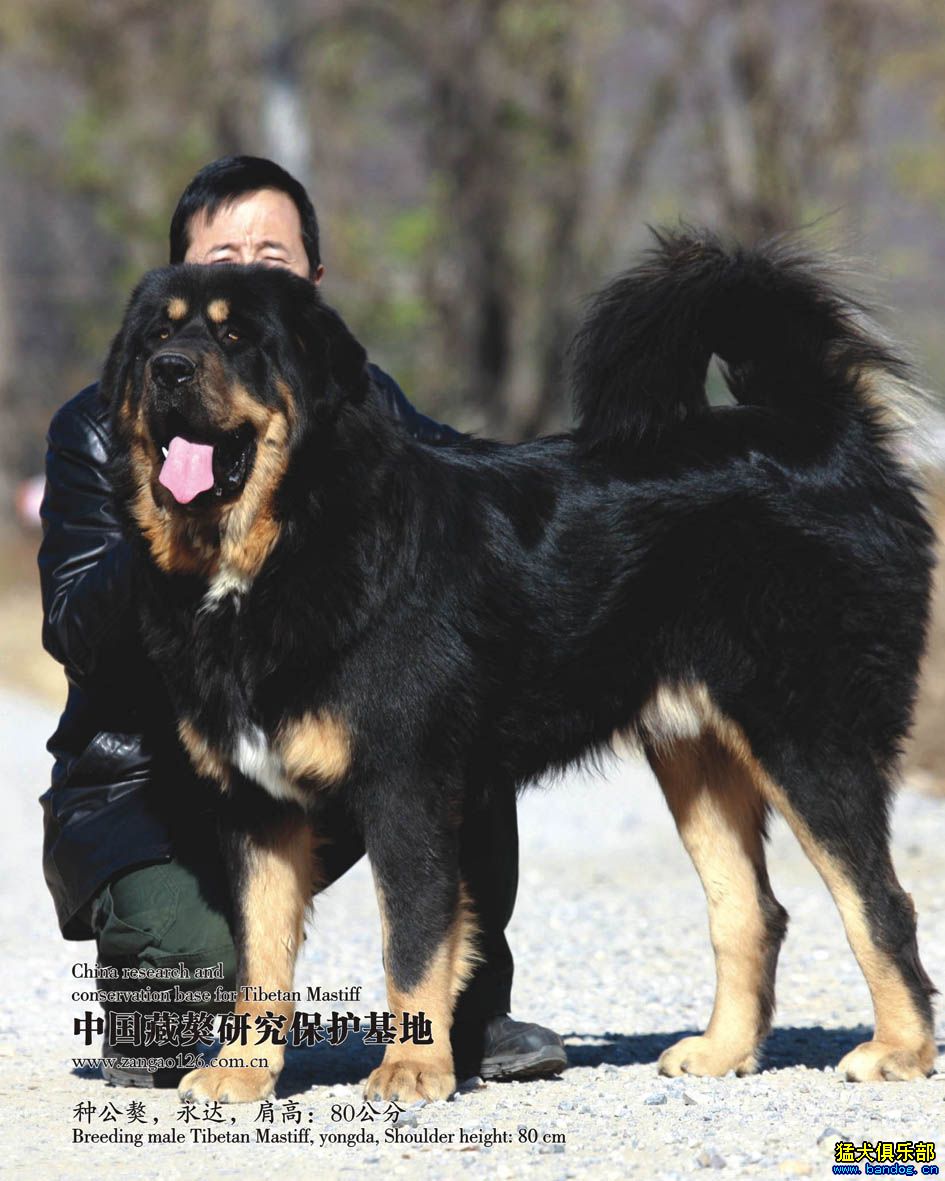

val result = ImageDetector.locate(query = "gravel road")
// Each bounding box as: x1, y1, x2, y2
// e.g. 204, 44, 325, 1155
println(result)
3, 687, 943, 1180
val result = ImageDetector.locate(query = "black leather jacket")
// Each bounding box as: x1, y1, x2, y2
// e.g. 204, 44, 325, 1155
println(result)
39, 365, 458, 938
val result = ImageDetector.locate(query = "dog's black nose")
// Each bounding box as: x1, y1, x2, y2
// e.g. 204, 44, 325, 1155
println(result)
151, 353, 196, 387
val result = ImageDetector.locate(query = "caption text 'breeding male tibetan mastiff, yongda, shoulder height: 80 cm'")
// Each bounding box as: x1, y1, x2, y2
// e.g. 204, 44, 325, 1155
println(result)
102, 229, 937, 1104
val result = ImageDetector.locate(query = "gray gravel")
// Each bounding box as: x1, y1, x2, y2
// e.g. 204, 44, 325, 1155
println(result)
3, 687, 944, 1179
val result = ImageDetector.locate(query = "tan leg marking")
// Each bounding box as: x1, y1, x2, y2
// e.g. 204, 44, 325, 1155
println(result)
753, 777, 935, 1081
278, 712, 352, 787
178, 719, 230, 789
640, 680, 934, 1082
365, 883, 480, 1103
179, 819, 320, 1103
649, 733, 785, 1077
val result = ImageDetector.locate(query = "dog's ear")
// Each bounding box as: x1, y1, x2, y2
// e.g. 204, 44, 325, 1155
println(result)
99, 317, 135, 416
320, 304, 370, 403
100, 270, 160, 415
292, 293, 370, 404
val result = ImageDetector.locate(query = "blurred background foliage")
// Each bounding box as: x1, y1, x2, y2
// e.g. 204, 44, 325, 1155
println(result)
1, 0, 945, 784
4, 0, 945, 457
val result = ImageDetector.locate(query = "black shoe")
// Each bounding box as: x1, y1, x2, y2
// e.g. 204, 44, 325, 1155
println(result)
100, 1039, 185, 1089
477, 1015, 567, 1081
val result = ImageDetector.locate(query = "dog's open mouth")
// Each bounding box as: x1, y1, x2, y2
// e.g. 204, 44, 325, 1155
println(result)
155, 410, 257, 505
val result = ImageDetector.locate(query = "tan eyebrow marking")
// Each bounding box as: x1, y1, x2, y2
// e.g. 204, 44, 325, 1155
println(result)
207, 298, 230, 323
167, 297, 188, 320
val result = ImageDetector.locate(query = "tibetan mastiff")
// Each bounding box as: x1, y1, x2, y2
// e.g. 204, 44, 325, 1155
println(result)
102, 229, 937, 1103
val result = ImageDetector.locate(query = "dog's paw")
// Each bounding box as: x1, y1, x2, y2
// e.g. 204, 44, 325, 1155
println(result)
364, 1057, 455, 1103
658, 1034, 757, 1078
838, 1040, 933, 1082
178, 1064, 277, 1104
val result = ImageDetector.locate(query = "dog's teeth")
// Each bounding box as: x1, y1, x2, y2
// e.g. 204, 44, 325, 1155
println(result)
161, 445, 169, 458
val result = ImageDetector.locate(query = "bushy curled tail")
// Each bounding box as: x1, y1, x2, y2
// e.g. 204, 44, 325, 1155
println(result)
570, 226, 924, 451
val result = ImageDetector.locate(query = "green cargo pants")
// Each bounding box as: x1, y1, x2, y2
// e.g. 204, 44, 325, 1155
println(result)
83, 858, 238, 1016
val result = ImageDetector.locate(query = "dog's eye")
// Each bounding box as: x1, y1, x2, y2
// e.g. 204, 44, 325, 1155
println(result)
158, 329, 170, 341
225, 330, 240, 343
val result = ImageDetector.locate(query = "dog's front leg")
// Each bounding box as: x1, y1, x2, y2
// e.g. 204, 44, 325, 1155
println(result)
179, 807, 318, 1104
363, 802, 479, 1104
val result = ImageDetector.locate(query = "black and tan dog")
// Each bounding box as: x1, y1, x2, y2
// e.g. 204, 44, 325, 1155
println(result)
103, 229, 937, 1103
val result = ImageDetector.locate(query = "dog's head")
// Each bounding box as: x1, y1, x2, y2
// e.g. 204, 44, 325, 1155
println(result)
103, 264, 368, 579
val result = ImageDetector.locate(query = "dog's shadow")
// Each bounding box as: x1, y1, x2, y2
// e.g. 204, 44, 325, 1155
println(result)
281, 1037, 384, 1090
75, 1026, 943, 1091
561, 1025, 945, 1073
280, 1024, 944, 1091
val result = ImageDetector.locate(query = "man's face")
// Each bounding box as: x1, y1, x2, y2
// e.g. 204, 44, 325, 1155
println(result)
183, 188, 324, 284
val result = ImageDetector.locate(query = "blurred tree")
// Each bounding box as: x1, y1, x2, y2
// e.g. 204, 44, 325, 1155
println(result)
16, 0, 266, 298
2, 0, 945, 473
0, 0, 286, 485
692, 0, 879, 241
300, 0, 713, 435
886, 0, 945, 217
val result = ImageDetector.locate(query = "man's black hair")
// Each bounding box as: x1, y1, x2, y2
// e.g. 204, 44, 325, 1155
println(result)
169, 155, 321, 274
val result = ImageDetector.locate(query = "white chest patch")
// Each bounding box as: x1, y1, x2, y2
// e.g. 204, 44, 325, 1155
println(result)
201, 565, 251, 613
638, 682, 710, 747
233, 726, 306, 805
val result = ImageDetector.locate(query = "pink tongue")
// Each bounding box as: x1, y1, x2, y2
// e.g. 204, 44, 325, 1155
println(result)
158, 436, 215, 504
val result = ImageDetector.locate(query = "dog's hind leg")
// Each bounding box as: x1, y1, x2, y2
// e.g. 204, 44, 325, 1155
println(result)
753, 760, 936, 1081
647, 732, 788, 1077
178, 811, 319, 1103
363, 807, 480, 1103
